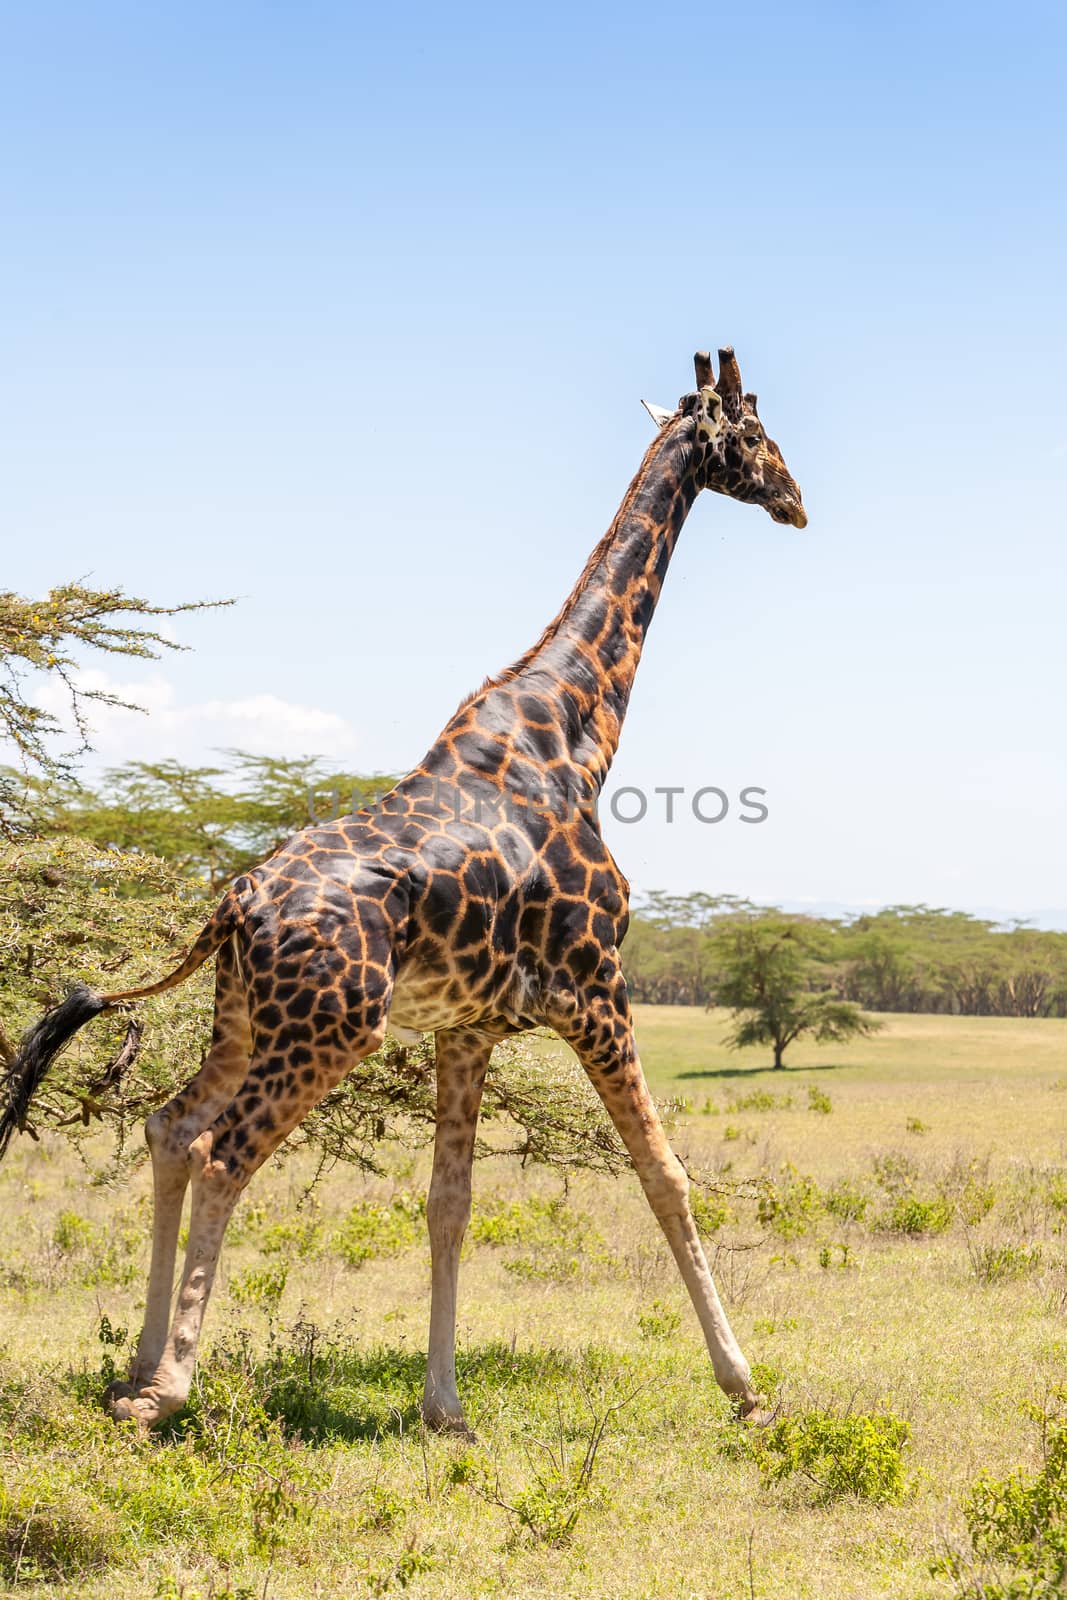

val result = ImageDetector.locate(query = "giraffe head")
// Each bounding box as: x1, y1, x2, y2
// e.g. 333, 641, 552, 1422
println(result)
644, 347, 807, 529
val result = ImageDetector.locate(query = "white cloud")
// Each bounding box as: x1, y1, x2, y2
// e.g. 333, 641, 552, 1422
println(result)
21, 668, 362, 769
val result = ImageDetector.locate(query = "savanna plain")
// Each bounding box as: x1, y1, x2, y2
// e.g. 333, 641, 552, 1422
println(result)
1, 1006, 1064, 1600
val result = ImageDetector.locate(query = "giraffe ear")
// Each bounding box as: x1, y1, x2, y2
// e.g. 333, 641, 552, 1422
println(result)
641, 399, 673, 429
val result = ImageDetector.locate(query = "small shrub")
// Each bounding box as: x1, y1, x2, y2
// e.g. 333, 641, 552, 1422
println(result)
933, 1391, 1067, 1597
230, 1265, 289, 1310
818, 1243, 854, 1270
753, 1317, 798, 1336
154, 1577, 256, 1600
469, 1194, 572, 1249
366, 1545, 437, 1595
84, 1230, 142, 1287
507, 1424, 613, 1547
447, 1450, 493, 1489
95, 1313, 130, 1389
969, 1243, 1043, 1284
504, 1254, 582, 1283
637, 1300, 682, 1340
472, 1195, 605, 1282
260, 1216, 326, 1260
227, 1200, 268, 1244
758, 1173, 823, 1240
357, 1484, 409, 1532
332, 1195, 425, 1268
749, 1361, 785, 1400
51, 1209, 141, 1287
52, 1209, 95, 1254
181, 1360, 325, 1566
906, 1116, 928, 1135
883, 1195, 953, 1236
727, 1089, 793, 1113
67, 1314, 131, 1404
872, 1152, 921, 1192
806, 1086, 833, 1115
956, 1182, 997, 1227
460, 1378, 630, 1548
723, 1123, 742, 1142
510, 1469, 593, 1546
756, 1410, 910, 1503
824, 1179, 870, 1223
943, 1159, 997, 1225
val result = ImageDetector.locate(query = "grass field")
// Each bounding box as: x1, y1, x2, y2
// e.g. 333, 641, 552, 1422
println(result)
1, 1006, 1065, 1599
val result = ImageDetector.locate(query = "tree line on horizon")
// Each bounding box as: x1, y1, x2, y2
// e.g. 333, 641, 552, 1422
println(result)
625, 890, 1067, 1020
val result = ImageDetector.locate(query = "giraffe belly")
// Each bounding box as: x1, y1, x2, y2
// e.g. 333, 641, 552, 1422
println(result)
386, 956, 537, 1038
386, 963, 485, 1036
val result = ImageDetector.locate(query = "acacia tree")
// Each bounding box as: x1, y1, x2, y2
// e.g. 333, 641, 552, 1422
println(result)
709, 912, 881, 1069
0, 582, 229, 833
24, 754, 396, 891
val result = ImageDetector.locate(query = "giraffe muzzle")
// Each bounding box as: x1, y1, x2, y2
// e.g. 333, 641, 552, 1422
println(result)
769, 498, 807, 529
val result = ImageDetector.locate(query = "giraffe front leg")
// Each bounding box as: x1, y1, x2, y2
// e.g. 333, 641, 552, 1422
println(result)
422, 1028, 491, 1435
552, 975, 762, 1420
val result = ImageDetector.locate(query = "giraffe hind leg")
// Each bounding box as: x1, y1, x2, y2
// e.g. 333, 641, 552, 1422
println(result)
121, 939, 252, 1393
111, 1000, 391, 1428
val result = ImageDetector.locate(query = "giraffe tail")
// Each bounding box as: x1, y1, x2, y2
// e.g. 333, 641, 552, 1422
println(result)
0, 892, 242, 1161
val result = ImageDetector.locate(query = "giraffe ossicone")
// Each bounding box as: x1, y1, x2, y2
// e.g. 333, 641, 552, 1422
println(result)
695, 385, 725, 443
0, 343, 806, 1434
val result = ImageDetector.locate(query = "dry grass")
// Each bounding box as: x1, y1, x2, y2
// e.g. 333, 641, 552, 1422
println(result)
0, 1006, 1064, 1598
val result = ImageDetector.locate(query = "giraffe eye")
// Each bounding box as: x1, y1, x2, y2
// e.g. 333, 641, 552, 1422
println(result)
743, 434, 761, 450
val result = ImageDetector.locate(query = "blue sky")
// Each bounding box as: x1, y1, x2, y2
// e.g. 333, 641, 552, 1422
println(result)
3, 1, 1065, 922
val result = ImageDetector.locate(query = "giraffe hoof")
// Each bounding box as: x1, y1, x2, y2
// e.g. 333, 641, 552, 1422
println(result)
422, 1406, 476, 1442
104, 1382, 158, 1428
102, 1379, 137, 1410
736, 1395, 778, 1429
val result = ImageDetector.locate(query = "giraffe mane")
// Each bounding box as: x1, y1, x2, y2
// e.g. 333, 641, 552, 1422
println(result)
458, 411, 687, 707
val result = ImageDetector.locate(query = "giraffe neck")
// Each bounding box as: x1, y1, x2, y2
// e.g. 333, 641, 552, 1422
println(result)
512, 417, 701, 789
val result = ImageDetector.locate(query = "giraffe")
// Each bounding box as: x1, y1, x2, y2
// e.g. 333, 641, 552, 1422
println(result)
0, 345, 806, 1434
